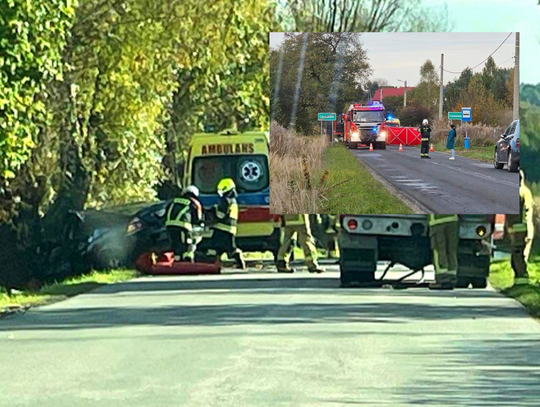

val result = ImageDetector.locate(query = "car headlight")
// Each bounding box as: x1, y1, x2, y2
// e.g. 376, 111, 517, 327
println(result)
352, 131, 360, 140
126, 217, 143, 234
377, 131, 387, 140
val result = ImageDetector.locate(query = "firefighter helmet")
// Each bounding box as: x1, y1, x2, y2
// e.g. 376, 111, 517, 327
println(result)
422, 119, 428, 125
183, 185, 199, 197
217, 178, 236, 196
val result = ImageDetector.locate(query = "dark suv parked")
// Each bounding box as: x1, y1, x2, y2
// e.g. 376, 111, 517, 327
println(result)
494, 119, 519, 172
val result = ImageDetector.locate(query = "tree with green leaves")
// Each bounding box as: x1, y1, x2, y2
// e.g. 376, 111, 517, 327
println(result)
1, 0, 274, 290
409, 60, 439, 112
270, 32, 371, 134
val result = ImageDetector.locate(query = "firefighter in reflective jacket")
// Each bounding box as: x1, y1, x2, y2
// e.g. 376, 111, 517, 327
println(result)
418, 119, 432, 159
276, 214, 324, 273
165, 185, 203, 262
207, 178, 246, 269
428, 214, 459, 289
506, 170, 534, 284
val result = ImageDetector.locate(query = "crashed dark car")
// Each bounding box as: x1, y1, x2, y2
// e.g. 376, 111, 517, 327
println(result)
125, 201, 170, 263
71, 202, 157, 270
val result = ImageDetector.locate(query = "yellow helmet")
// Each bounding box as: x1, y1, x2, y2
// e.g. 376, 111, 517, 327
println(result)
217, 178, 236, 195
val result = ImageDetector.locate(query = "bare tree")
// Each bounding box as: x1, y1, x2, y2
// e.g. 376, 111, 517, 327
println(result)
271, 0, 450, 32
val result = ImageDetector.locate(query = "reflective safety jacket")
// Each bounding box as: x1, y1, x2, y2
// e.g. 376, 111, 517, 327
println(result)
417, 125, 432, 142
282, 214, 310, 227
428, 214, 458, 227
506, 183, 534, 235
213, 196, 239, 235
165, 196, 203, 231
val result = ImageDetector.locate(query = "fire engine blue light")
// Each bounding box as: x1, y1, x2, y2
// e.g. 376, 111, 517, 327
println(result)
372, 127, 378, 132
387, 115, 393, 120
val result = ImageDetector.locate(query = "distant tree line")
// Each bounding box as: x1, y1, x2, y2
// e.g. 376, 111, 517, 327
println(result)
381, 56, 514, 127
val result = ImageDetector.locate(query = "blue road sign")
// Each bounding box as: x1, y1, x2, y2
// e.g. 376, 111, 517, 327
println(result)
461, 107, 472, 122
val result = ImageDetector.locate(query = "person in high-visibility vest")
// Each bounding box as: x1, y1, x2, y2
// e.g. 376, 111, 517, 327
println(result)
428, 214, 459, 289
505, 170, 534, 284
207, 178, 246, 269
164, 185, 203, 262
325, 215, 340, 259
276, 214, 324, 273
418, 119, 432, 159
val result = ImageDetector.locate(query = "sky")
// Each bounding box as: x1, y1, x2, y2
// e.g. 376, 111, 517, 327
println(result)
270, 32, 515, 87
269, 0, 540, 85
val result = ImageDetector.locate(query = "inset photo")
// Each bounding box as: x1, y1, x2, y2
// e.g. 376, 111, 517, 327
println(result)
270, 32, 520, 214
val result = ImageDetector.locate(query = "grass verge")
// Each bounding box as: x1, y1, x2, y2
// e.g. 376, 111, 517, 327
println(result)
427, 142, 493, 162
320, 144, 413, 214
0, 269, 137, 315
489, 259, 540, 319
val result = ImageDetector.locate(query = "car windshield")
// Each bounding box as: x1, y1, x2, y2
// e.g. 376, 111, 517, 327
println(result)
353, 110, 385, 123
192, 154, 269, 194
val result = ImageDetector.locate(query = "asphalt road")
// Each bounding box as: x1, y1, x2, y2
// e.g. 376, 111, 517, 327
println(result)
1, 262, 540, 407
350, 145, 519, 214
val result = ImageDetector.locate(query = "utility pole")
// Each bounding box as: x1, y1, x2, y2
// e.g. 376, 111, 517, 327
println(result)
513, 32, 520, 121
404, 80, 407, 107
439, 53, 444, 120
397, 79, 407, 106
380, 88, 383, 102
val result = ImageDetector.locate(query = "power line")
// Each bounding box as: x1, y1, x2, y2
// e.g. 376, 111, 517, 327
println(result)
443, 32, 513, 75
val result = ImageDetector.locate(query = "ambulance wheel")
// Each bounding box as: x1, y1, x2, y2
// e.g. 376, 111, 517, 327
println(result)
471, 277, 487, 289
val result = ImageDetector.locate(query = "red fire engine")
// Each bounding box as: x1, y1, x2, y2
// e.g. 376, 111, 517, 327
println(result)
332, 114, 345, 141
343, 102, 387, 149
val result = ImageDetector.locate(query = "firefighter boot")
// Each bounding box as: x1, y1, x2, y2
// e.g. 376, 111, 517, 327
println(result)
233, 252, 246, 270
308, 265, 325, 273
276, 260, 295, 273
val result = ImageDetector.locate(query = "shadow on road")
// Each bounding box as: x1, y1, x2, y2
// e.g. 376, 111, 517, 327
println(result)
0, 300, 531, 332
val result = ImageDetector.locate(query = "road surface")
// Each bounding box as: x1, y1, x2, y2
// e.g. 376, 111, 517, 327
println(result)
350, 145, 519, 214
1, 262, 540, 407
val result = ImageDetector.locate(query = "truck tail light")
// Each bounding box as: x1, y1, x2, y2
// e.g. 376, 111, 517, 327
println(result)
348, 219, 358, 230
516, 138, 520, 148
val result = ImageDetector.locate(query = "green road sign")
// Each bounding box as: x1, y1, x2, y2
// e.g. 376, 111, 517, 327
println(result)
448, 112, 462, 120
318, 113, 336, 121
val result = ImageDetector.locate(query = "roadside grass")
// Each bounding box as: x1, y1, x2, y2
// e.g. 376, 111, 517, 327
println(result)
270, 121, 328, 213
489, 258, 540, 319
417, 142, 493, 162
0, 269, 137, 313
320, 144, 413, 214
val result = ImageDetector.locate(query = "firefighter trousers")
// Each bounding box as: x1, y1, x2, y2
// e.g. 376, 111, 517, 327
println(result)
430, 222, 458, 283
421, 140, 430, 157
510, 231, 529, 278
167, 226, 195, 261
277, 225, 319, 269
206, 229, 244, 267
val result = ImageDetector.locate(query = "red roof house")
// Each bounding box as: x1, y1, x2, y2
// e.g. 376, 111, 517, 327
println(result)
372, 87, 415, 102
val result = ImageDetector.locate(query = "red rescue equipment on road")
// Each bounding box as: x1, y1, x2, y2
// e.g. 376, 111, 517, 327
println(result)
136, 252, 221, 275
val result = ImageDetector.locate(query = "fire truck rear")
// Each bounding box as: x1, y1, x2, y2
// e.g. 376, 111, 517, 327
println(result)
344, 102, 387, 149
338, 215, 493, 288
